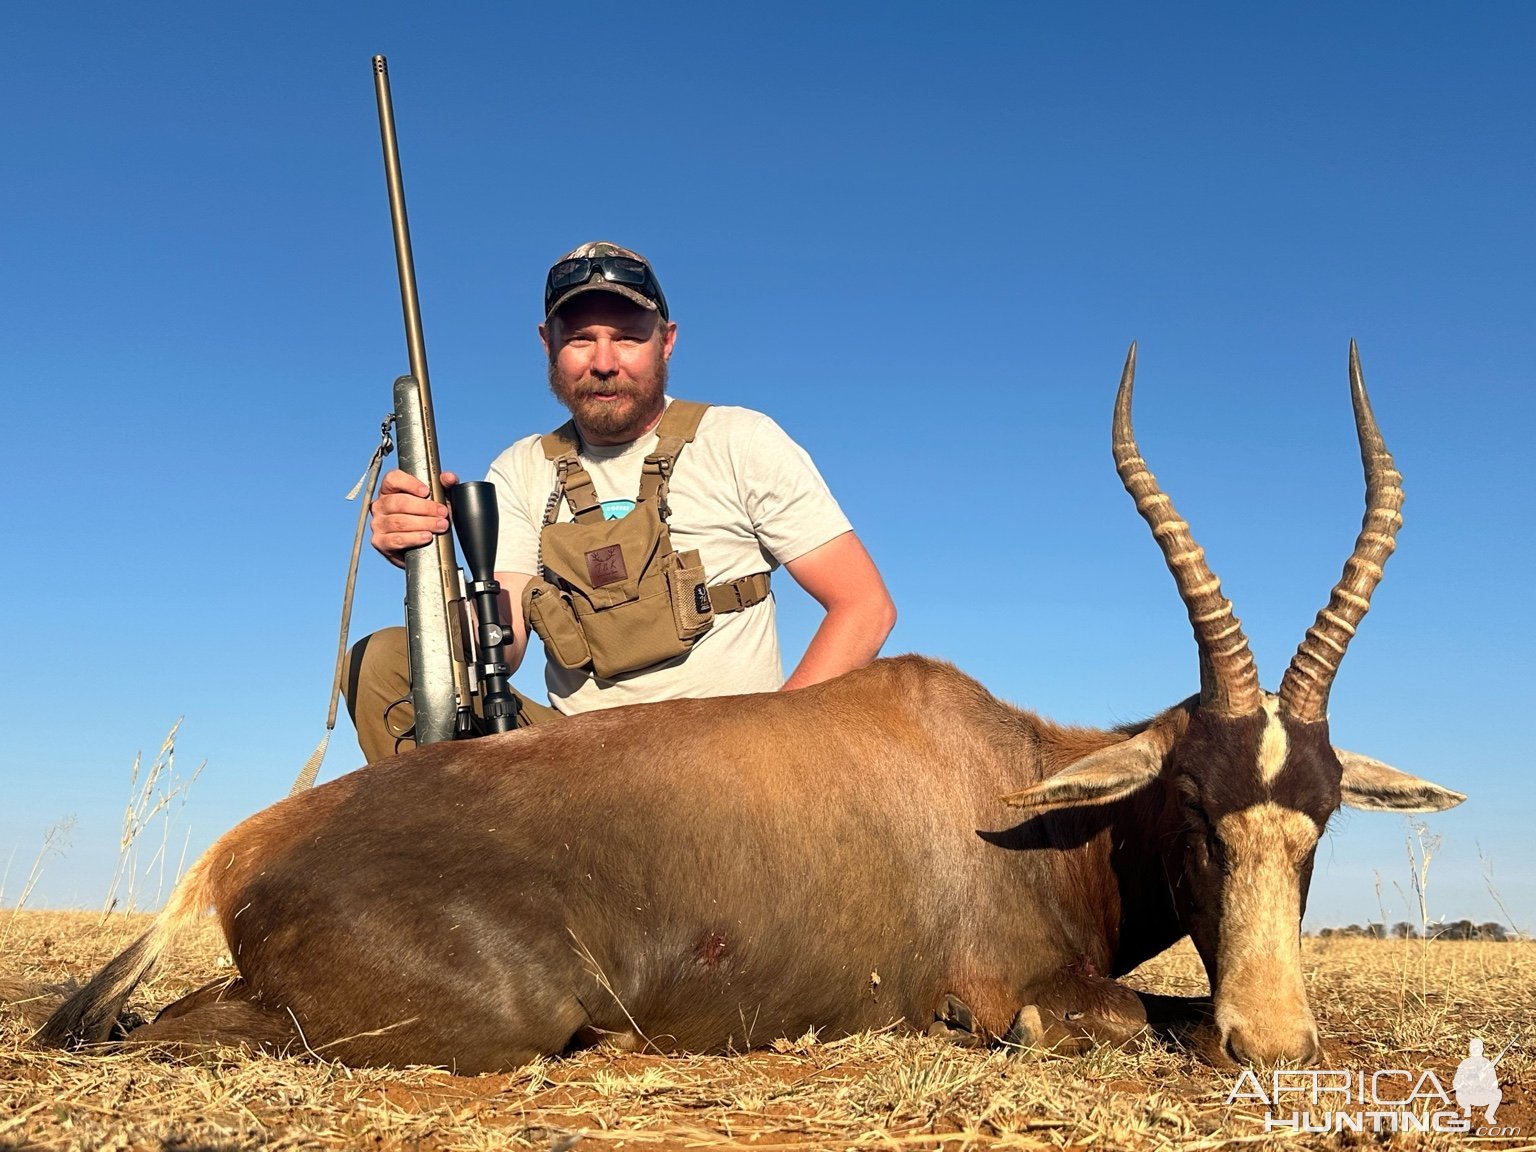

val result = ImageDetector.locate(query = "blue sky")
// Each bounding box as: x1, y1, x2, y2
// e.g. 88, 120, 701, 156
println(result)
2, 2, 1531, 934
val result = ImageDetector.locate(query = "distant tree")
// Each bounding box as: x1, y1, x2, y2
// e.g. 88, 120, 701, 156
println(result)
1392, 921, 1418, 939
1476, 922, 1509, 941
1319, 927, 1336, 938
1432, 919, 1477, 940
1366, 922, 1386, 939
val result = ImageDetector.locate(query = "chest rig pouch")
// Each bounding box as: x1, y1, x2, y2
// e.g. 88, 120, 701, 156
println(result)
521, 400, 771, 679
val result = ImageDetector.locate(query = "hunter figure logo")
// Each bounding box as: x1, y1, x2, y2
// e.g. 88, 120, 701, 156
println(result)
585, 544, 628, 589
1453, 1038, 1504, 1124
1227, 1035, 1520, 1137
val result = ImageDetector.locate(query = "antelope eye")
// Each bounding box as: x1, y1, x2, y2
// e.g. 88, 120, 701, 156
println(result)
1207, 826, 1229, 871
1184, 810, 1226, 870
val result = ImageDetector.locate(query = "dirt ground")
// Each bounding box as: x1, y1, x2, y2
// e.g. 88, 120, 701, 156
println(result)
1, 910, 1531, 1151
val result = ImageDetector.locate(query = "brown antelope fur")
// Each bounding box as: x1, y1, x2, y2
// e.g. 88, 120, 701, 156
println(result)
34, 344, 1463, 1072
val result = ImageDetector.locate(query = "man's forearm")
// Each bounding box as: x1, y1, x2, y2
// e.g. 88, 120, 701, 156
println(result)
778, 532, 896, 690
493, 573, 535, 673
781, 599, 897, 690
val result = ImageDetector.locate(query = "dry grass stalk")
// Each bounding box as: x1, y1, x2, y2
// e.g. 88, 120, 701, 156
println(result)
99, 719, 205, 919
0, 817, 77, 949
1480, 843, 1527, 942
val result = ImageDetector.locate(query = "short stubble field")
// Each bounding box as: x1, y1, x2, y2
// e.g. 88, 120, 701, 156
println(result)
2, 911, 1531, 1151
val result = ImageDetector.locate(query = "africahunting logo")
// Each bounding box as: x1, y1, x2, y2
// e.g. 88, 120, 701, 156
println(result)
1226, 1037, 1521, 1137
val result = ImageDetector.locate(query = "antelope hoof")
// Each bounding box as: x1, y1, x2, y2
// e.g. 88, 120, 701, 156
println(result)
1003, 1004, 1046, 1053
1004, 958, 1149, 1054
928, 993, 985, 1047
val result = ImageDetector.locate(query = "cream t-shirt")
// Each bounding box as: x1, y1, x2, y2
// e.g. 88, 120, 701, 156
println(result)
486, 401, 852, 714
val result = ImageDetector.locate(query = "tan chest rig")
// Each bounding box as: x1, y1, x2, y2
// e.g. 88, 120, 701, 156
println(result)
520, 400, 771, 680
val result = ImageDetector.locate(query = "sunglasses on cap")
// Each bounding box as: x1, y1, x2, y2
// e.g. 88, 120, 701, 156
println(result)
544, 255, 670, 320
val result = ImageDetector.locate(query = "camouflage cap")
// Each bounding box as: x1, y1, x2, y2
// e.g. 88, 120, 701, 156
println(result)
544, 241, 670, 320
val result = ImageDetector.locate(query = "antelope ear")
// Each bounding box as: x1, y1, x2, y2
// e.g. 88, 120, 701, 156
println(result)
1336, 749, 1467, 813
1003, 730, 1164, 812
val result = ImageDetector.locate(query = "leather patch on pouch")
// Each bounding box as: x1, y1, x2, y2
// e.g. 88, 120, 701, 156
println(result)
585, 544, 628, 588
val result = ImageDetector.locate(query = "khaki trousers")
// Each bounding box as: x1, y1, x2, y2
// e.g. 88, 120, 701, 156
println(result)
343, 627, 560, 764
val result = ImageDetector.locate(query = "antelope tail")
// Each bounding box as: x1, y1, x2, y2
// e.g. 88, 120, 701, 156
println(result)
30, 849, 220, 1049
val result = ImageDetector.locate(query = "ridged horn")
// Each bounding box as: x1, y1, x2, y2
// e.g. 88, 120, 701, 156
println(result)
1278, 342, 1403, 724
1113, 343, 1261, 718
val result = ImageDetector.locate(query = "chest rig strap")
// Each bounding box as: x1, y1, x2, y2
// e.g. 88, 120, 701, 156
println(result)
540, 400, 711, 525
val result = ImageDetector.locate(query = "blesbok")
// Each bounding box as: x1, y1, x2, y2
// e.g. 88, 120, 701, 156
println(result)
34, 343, 1462, 1072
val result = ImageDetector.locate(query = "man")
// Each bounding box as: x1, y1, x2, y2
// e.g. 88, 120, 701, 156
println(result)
349, 241, 895, 761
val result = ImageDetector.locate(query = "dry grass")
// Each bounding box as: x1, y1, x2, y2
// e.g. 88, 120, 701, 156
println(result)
100, 720, 204, 917
2, 912, 1531, 1151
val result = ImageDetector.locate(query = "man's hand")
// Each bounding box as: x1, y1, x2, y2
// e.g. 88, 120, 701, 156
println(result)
370, 469, 459, 569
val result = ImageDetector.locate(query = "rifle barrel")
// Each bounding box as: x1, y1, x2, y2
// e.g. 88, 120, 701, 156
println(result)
372, 55, 442, 499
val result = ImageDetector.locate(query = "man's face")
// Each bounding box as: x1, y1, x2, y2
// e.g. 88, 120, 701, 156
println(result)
540, 293, 676, 445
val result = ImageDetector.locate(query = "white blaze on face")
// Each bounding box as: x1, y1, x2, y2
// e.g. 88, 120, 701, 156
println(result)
1213, 799, 1321, 1064
1257, 696, 1288, 783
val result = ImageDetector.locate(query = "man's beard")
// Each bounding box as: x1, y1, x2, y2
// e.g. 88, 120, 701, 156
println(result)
547, 359, 668, 441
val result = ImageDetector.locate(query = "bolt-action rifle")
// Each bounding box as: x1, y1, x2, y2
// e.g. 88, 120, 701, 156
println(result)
371, 54, 518, 743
